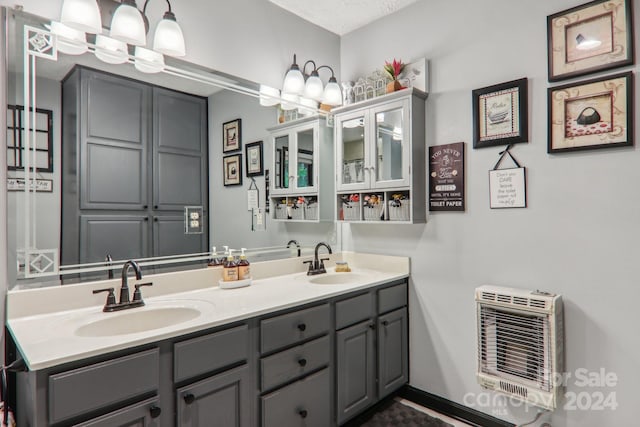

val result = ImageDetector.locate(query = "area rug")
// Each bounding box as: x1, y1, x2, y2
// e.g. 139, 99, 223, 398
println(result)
356, 399, 454, 427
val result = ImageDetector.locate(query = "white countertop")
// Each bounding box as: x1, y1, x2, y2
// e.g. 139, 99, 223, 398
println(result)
7, 252, 409, 370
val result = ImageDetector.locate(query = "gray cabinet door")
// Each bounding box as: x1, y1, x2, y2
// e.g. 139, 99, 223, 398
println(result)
152, 88, 207, 211
80, 69, 150, 211
176, 364, 252, 427
73, 397, 161, 427
153, 215, 206, 257
80, 215, 149, 263
336, 319, 376, 425
378, 307, 408, 398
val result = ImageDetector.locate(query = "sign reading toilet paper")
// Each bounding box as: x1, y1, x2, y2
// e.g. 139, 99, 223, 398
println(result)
489, 167, 526, 208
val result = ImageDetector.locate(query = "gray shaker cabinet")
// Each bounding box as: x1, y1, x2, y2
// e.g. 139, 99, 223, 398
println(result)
61, 66, 208, 266
176, 364, 252, 427
378, 307, 408, 399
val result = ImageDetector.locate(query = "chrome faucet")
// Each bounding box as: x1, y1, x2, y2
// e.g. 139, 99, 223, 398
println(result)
287, 239, 301, 257
93, 260, 153, 312
304, 242, 332, 275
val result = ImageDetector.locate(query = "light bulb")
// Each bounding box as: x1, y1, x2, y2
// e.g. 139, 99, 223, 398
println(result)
259, 85, 281, 107
95, 35, 128, 64
110, 0, 146, 46
134, 46, 165, 74
49, 21, 87, 55
153, 12, 186, 57
60, 0, 101, 34
322, 78, 342, 106
304, 74, 324, 101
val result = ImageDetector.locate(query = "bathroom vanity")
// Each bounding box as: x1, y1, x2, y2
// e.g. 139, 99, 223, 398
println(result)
7, 253, 409, 426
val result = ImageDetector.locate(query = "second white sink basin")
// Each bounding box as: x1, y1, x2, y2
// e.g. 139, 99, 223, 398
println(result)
75, 306, 201, 337
308, 273, 365, 285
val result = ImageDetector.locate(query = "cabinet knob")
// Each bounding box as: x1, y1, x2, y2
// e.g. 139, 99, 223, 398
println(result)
298, 358, 307, 367
184, 393, 195, 405
297, 323, 307, 332
144, 217, 149, 222
154, 205, 159, 209
368, 323, 376, 330
154, 217, 159, 222
298, 409, 308, 419
382, 320, 389, 326
143, 205, 148, 209
149, 406, 162, 418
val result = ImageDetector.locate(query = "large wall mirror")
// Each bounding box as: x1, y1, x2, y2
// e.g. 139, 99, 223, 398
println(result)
4, 7, 338, 290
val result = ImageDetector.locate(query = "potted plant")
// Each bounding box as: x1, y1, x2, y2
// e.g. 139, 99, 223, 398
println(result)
383, 59, 406, 93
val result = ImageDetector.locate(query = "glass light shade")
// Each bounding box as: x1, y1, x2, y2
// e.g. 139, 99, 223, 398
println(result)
134, 46, 165, 73
298, 97, 318, 116
282, 68, 305, 95
259, 85, 281, 107
110, 3, 147, 46
60, 0, 102, 34
304, 75, 324, 101
50, 21, 87, 55
281, 93, 299, 110
153, 18, 186, 57
95, 35, 128, 64
322, 80, 342, 106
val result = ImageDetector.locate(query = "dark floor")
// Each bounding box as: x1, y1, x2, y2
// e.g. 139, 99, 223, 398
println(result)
347, 398, 454, 427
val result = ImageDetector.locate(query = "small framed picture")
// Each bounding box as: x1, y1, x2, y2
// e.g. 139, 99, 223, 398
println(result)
222, 118, 241, 153
472, 78, 528, 149
245, 141, 264, 177
489, 168, 527, 209
548, 71, 633, 153
223, 154, 242, 186
547, 0, 634, 82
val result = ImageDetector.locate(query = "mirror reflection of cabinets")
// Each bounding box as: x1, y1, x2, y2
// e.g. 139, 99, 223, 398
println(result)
269, 117, 334, 222
61, 67, 208, 266
334, 88, 427, 223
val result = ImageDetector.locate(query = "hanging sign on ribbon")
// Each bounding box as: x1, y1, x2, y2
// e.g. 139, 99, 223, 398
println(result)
488, 144, 527, 209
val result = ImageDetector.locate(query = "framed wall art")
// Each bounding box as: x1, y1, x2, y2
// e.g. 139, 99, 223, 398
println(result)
547, 0, 634, 82
548, 71, 633, 153
472, 78, 528, 149
245, 141, 264, 177
223, 153, 243, 186
222, 118, 242, 152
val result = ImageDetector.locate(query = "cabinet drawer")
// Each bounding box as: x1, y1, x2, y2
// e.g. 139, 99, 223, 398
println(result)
260, 303, 330, 354
261, 335, 330, 392
48, 348, 159, 424
174, 323, 248, 383
261, 368, 330, 427
378, 282, 407, 314
336, 292, 373, 330
73, 396, 160, 426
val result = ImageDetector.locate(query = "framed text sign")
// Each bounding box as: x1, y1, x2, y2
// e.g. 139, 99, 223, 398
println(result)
429, 142, 465, 211
489, 167, 527, 209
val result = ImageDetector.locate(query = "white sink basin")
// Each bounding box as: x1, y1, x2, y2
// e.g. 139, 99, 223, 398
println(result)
308, 273, 365, 285
75, 306, 201, 337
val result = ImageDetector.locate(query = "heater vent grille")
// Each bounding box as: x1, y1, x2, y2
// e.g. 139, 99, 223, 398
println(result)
500, 381, 528, 399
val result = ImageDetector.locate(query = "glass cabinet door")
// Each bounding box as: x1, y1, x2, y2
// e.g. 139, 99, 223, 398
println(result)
296, 127, 315, 190
274, 134, 290, 190
371, 100, 410, 189
337, 113, 367, 190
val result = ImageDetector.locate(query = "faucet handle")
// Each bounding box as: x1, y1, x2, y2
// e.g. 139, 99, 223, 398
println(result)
93, 287, 116, 308
133, 282, 153, 303
303, 260, 314, 274
320, 257, 330, 268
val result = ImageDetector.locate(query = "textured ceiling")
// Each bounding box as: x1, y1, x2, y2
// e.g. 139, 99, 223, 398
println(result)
269, 0, 419, 35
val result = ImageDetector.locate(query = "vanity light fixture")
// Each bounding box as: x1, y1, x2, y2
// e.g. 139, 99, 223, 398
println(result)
48, 21, 88, 55
60, 0, 102, 33
575, 33, 602, 50
150, 1, 186, 56
134, 46, 165, 73
95, 34, 128, 64
281, 93, 300, 110
282, 54, 342, 106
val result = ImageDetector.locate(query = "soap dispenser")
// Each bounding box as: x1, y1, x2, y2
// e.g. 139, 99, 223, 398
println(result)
208, 246, 223, 267
223, 249, 238, 282
237, 248, 250, 280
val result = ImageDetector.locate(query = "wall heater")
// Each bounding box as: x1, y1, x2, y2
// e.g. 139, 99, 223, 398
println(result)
475, 285, 564, 410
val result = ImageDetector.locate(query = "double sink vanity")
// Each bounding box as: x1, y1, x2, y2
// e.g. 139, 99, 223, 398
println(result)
7, 251, 410, 426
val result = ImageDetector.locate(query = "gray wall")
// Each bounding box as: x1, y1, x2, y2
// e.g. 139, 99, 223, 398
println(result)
340, 0, 640, 426
209, 89, 336, 251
